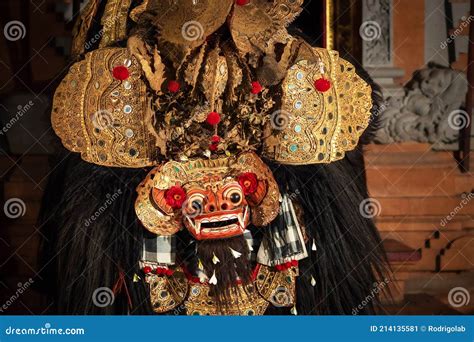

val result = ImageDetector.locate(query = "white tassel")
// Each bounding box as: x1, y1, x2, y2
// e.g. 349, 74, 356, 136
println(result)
209, 270, 217, 285
311, 275, 316, 287
198, 271, 207, 284
212, 253, 220, 265
311, 239, 317, 251
290, 306, 298, 315
229, 248, 242, 259
198, 259, 204, 270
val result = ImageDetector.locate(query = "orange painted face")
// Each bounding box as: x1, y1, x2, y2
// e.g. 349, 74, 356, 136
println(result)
181, 177, 251, 240
135, 152, 280, 240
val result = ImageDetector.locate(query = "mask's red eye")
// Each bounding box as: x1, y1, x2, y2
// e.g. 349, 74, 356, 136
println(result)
237, 172, 258, 195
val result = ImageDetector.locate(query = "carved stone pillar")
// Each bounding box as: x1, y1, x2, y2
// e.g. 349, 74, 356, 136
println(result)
361, 0, 404, 98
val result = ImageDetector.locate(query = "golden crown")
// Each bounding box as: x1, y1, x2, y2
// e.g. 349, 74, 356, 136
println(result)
54, 0, 373, 168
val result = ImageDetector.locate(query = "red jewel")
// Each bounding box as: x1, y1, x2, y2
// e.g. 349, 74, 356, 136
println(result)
143, 266, 152, 274
211, 135, 220, 143
167, 80, 180, 93
314, 78, 331, 92
165, 186, 187, 209
251, 81, 263, 94
236, 0, 249, 5
209, 143, 218, 152
237, 172, 258, 195
112, 66, 130, 81
206, 111, 221, 126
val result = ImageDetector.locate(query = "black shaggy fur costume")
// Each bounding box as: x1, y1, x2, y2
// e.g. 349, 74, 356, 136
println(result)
37, 1, 389, 315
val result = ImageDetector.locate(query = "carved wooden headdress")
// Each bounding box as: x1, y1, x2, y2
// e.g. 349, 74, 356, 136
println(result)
52, 0, 373, 236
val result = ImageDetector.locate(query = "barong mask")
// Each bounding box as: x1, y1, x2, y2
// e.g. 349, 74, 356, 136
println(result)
135, 152, 280, 239
51, 0, 375, 315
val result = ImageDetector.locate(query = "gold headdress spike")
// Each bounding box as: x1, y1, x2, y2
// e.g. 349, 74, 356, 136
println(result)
263, 43, 373, 165
99, 0, 134, 47
229, 0, 304, 57
71, 0, 136, 56
130, 0, 150, 22
71, 0, 100, 57
147, 0, 234, 48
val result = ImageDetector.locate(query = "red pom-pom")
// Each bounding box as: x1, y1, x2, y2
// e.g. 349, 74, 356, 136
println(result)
167, 80, 180, 93
112, 66, 130, 81
143, 266, 152, 274
165, 269, 174, 276
209, 144, 218, 152
238, 172, 258, 195
251, 81, 263, 94
206, 112, 221, 126
314, 78, 331, 92
236, 0, 250, 5
211, 135, 221, 143
290, 260, 298, 267
165, 186, 187, 209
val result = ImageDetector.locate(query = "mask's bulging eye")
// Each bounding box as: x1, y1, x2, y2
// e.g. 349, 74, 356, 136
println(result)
224, 185, 244, 206
184, 194, 205, 216
230, 192, 241, 204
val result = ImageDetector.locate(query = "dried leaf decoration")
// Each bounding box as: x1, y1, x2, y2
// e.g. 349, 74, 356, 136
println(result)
127, 36, 166, 94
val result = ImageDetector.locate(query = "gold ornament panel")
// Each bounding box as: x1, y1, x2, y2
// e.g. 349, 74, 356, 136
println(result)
147, 268, 188, 314
255, 264, 297, 308
146, 265, 299, 315
52, 47, 157, 168
264, 46, 372, 164
185, 281, 269, 316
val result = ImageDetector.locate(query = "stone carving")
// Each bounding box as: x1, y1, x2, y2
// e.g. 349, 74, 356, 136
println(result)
374, 63, 468, 146
362, 0, 391, 66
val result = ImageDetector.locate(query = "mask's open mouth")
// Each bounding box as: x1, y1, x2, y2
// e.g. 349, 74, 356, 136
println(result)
185, 207, 249, 239
200, 217, 239, 229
